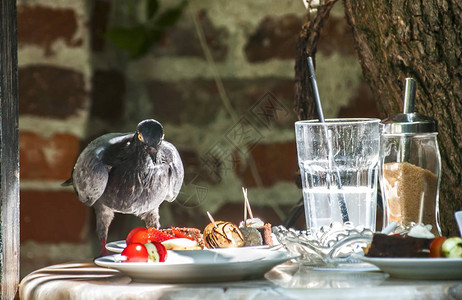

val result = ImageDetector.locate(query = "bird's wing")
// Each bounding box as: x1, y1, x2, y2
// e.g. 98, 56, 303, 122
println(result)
72, 132, 133, 207
157, 140, 184, 202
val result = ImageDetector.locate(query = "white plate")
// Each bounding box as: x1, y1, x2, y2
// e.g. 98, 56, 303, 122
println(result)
106, 240, 127, 253
353, 254, 462, 280
106, 240, 270, 253
95, 248, 298, 283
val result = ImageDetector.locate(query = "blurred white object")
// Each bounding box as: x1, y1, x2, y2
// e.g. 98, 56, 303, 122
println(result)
380, 222, 398, 235
455, 211, 462, 236
407, 224, 435, 239
303, 0, 322, 10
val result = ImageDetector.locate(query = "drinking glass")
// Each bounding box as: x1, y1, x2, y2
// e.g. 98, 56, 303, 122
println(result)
295, 118, 380, 233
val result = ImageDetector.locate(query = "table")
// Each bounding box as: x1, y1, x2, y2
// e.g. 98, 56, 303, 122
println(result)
19, 260, 462, 300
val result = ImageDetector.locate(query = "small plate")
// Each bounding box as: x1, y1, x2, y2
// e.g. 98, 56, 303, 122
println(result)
106, 240, 127, 253
95, 248, 298, 283
106, 240, 270, 253
353, 254, 462, 280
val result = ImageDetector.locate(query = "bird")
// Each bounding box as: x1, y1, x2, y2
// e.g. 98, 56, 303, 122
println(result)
63, 119, 184, 256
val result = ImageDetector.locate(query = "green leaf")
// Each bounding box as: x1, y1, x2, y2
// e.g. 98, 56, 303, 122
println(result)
105, 25, 150, 58
146, 0, 159, 20
154, 0, 187, 28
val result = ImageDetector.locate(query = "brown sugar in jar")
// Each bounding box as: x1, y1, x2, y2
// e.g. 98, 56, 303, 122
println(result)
382, 161, 438, 235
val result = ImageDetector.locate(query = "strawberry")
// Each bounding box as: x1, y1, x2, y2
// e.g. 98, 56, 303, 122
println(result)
147, 227, 175, 242
171, 227, 195, 241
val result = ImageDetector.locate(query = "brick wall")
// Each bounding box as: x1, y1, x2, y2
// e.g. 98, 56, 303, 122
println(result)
18, 0, 378, 278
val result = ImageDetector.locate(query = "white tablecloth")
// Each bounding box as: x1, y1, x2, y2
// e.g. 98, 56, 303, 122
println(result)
19, 260, 462, 300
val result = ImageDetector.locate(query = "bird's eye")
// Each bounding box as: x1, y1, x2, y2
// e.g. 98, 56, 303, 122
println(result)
138, 133, 144, 142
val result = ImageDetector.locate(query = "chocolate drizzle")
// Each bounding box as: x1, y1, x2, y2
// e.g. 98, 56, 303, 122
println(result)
203, 221, 244, 249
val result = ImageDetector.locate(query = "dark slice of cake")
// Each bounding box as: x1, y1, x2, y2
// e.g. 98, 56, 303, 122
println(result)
364, 233, 433, 258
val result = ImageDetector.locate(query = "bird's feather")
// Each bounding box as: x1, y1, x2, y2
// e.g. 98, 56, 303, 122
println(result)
72, 133, 132, 206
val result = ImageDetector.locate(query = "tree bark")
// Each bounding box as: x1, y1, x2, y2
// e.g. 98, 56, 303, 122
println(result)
294, 0, 338, 121
342, 0, 462, 235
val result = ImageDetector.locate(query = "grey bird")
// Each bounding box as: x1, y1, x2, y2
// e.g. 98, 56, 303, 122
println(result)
63, 119, 184, 256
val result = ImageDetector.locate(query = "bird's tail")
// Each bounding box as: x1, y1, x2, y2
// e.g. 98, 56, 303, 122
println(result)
61, 178, 73, 187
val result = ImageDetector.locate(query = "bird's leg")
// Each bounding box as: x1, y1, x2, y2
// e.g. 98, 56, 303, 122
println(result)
93, 202, 114, 257
140, 207, 160, 229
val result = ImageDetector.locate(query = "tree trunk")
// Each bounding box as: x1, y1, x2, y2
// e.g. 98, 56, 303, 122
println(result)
342, 0, 462, 235
294, 0, 338, 121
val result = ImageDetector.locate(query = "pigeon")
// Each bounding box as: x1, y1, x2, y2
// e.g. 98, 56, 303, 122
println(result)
63, 119, 184, 256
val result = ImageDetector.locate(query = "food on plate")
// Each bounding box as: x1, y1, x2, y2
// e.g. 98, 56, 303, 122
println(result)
429, 236, 446, 257
363, 233, 433, 258
125, 226, 147, 245
162, 238, 202, 250
365, 231, 462, 259
203, 219, 245, 249
145, 242, 167, 262
441, 237, 462, 258
121, 243, 148, 262
121, 242, 167, 263
239, 187, 273, 246
125, 226, 204, 250
407, 223, 435, 239
163, 227, 205, 249
240, 226, 262, 247
128, 227, 175, 244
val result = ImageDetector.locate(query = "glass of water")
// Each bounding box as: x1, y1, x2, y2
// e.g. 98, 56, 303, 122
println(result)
295, 118, 380, 233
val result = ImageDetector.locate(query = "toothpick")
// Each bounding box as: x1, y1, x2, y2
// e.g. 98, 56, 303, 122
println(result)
207, 211, 217, 228
242, 187, 254, 220
242, 187, 247, 226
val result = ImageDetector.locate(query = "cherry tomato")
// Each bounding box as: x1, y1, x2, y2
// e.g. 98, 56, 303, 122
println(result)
129, 229, 151, 244
429, 236, 446, 257
126, 226, 146, 245
121, 243, 148, 262
153, 241, 167, 262
145, 241, 168, 262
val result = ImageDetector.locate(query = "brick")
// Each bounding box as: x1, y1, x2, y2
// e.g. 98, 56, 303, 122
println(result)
234, 141, 298, 187
18, 4, 81, 55
19, 65, 88, 119
20, 190, 89, 243
20, 132, 80, 180
90, 70, 126, 121
244, 14, 303, 62
213, 202, 306, 230
156, 9, 228, 61
145, 78, 296, 128
145, 80, 184, 124
90, 0, 111, 51
337, 81, 380, 118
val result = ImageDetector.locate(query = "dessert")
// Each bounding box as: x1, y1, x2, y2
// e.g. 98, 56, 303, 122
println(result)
126, 226, 204, 250
240, 226, 262, 247
162, 227, 205, 249
364, 233, 433, 258
239, 187, 273, 246
203, 213, 245, 249
162, 238, 202, 250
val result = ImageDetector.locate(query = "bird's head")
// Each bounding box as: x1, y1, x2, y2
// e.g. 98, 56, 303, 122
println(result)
136, 119, 164, 151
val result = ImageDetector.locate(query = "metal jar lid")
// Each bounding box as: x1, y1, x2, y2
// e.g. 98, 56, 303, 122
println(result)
381, 78, 438, 134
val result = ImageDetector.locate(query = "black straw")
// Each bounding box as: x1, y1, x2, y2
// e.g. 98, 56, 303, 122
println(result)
307, 56, 350, 223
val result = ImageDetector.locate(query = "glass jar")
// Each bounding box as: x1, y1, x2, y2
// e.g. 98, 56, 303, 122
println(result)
379, 78, 441, 235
